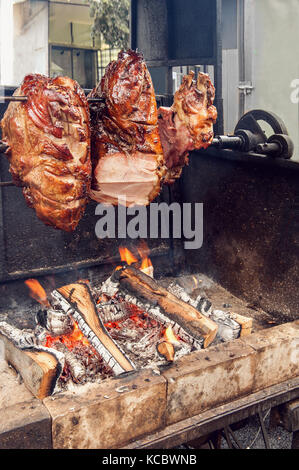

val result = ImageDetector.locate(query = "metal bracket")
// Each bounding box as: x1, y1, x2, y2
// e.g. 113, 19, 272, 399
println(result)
238, 81, 254, 95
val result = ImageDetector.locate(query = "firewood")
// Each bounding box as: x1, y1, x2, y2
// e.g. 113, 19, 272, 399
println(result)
54, 342, 85, 383
97, 298, 131, 324
113, 266, 218, 348
210, 310, 241, 342
168, 283, 212, 315
157, 341, 175, 362
229, 312, 253, 337
36, 309, 74, 336
0, 322, 63, 399
167, 283, 252, 340
53, 282, 136, 375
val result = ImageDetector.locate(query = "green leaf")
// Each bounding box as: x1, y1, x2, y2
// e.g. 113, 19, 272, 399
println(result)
86, 0, 130, 49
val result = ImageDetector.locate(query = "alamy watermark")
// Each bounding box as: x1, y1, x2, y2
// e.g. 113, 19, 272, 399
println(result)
95, 197, 203, 250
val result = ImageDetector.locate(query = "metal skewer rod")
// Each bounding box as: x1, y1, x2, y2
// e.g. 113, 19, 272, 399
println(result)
0, 95, 105, 104
0, 181, 14, 187
0, 96, 28, 102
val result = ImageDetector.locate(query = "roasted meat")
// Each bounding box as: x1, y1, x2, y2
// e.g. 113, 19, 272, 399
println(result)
1, 74, 91, 231
158, 71, 217, 184
88, 50, 166, 207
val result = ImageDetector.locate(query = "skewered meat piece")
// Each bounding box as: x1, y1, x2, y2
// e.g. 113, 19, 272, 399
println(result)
1, 74, 91, 231
158, 71, 217, 184
88, 50, 166, 207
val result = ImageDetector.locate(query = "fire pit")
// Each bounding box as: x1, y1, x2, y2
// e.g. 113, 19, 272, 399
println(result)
0, 237, 298, 449
0, 244, 256, 400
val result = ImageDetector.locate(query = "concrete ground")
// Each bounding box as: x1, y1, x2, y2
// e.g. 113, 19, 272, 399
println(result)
180, 409, 293, 449
219, 411, 293, 449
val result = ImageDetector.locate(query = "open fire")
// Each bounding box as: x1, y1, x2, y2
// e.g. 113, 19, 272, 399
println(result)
0, 243, 252, 399
25, 279, 50, 308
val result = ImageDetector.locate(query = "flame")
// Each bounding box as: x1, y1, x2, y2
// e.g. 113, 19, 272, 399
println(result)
137, 241, 153, 276
25, 279, 50, 308
163, 325, 180, 345
140, 256, 153, 271
44, 319, 90, 350
118, 242, 153, 276
119, 246, 138, 266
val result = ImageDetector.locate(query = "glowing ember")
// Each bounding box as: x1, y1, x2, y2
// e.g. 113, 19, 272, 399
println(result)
78, 279, 90, 285
24, 279, 50, 308
104, 321, 122, 330
104, 304, 159, 332
44, 319, 90, 350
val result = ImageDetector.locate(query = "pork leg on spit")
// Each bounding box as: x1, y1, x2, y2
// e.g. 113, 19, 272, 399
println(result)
158, 71, 218, 184
88, 50, 167, 207
0, 56, 217, 224
1, 74, 91, 231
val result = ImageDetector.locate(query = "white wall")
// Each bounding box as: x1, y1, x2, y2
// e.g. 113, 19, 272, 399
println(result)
246, 0, 299, 160
0, 0, 48, 88
13, 0, 49, 86
0, 0, 14, 86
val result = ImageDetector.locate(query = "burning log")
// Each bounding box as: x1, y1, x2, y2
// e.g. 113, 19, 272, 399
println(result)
0, 321, 64, 399
168, 283, 252, 339
53, 342, 85, 384
113, 266, 218, 348
52, 282, 136, 375
204, 309, 252, 341
157, 341, 175, 362
97, 298, 131, 324
229, 312, 253, 337
36, 309, 74, 337
0, 321, 35, 348
209, 310, 241, 342
167, 283, 212, 315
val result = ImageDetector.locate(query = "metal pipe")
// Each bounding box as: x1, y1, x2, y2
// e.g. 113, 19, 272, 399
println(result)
0, 96, 28, 102
211, 135, 244, 150
256, 142, 281, 155
0, 95, 169, 105
214, 0, 224, 135
0, 96, 105, 104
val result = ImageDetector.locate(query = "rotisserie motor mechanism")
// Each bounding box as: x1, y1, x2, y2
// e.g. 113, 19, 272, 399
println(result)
0, 109, 294, 189
211, 109, 294, 159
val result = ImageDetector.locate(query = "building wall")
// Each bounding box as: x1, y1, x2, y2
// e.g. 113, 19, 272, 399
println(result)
13, 0, 49, 86
222, 0, 239, 134
0, 0, 14, 86
0, 0, 49, 87
245, 0, 299, 160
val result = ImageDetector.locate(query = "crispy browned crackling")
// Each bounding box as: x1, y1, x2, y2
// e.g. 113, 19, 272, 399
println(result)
88, 50, 166, 207
158, 71, 217, 184
1, 74, 91, 231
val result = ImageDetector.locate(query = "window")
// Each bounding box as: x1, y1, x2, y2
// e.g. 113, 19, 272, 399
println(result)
49, 0, 100, 88
97, 48, 120, 80
50, 46, 97, 90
